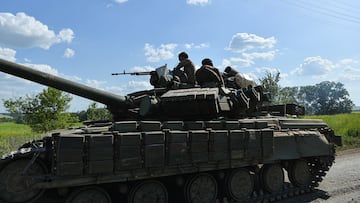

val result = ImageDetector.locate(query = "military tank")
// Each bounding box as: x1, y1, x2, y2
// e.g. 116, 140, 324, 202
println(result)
0, 58, 341, 203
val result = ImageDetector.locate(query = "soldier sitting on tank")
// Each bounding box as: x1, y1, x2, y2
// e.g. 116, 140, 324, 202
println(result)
172, 52, 196, 86
223, 66, 256, 90
195, 58, 224, 87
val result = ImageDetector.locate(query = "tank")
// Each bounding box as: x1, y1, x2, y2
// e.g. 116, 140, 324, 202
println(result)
0, 58, 342, 203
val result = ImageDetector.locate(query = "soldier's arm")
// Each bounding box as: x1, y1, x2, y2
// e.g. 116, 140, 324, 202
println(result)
174, 61, 185, 70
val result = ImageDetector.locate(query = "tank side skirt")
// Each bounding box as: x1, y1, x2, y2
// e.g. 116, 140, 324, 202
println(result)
35, 122, 334, 189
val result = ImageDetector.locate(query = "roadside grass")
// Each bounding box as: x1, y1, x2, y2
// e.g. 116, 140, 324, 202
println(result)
0, 122, 83, 156
305, 113, 360, 150
0, 122, 41, 156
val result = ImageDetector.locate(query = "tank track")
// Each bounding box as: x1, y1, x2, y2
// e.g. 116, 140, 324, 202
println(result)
0, 152, 333, 203
223, 155, 335, 203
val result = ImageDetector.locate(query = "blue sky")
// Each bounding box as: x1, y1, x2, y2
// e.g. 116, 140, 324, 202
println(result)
1, 0, 360, 112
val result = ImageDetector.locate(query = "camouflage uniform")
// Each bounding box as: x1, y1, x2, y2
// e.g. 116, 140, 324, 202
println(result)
223, 66, 256, 89
196, 65, 224, 87
173, 58, 196, 85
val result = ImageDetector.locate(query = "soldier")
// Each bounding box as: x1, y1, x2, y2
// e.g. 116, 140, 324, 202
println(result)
173, 52, 196, 85
223, 66, 256, 89
195, 58, 224, 87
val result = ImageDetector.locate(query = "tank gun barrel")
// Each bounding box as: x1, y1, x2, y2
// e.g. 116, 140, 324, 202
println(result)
0, 58, 127, 108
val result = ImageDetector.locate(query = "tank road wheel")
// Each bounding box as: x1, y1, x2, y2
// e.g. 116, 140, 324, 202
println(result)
128, 180, 168, 203
66, 186, 112, 203
225, 168, 254, 201
260, 164, 284, 193
0, 159, 46, 203
184, 173, 218, 203
288, 159, 311, 187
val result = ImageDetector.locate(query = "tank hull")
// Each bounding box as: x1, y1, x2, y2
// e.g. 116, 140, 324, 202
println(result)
0, 117, 339, 203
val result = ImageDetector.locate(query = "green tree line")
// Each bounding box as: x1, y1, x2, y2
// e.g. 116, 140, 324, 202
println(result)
3, 88, 111, 133
259, 71, 354, 115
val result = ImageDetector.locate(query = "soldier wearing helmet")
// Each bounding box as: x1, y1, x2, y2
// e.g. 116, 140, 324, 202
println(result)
195, 58, 224, 87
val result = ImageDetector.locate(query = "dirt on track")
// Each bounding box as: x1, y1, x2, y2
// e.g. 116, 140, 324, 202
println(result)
279, 148, 360, 203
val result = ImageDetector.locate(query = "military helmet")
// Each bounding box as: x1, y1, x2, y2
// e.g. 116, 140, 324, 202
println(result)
201, 58, 213, 66
178, 52, 189, 60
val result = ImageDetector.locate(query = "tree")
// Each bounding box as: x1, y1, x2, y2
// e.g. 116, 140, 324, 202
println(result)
258, 71, 354, 115
278, 87, 298, 104
3, 88, 78, 132
258, 71, 281, 104
297, 81, 354, 115
85, 102, 112, 121
258, 71, 297, 105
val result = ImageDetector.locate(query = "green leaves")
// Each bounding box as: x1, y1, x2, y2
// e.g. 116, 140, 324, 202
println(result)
86, 102, 111, 121
3, 88, 78, 133
259, 71, 354, 115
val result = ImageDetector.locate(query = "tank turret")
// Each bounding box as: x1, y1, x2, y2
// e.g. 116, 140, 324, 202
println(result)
0, 58, 271, 120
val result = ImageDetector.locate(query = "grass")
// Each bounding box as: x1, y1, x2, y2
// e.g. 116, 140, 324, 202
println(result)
0, 122, 41, 156
0, 114, 7, 118
305, 113, 360, 150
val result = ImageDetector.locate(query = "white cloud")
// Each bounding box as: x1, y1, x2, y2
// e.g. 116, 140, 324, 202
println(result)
104, 81, 153, 96
255, 67, 281, 75
337, 59, 360, 81
223, 33, 277, 68
86, 79, 107, 89
226, 33, 276, 53
186, 0, 210, 6
222, 51, 276, 68
184, 43, 209, 49
222, 57, 254, 68
127, 81, 152, 89
0, 12, 74, 49
0, 47, 16, 62
243, 51, 276, 61
114, 0, 128, 4
144, 43, 177, 62
58, 29, 74, 43
291, 56, 335, 76
339, 58, 358, 65
22, 63, 59, 76
64, 48, 75, 58
106, 86, 124, 93
64, 75, 82, 82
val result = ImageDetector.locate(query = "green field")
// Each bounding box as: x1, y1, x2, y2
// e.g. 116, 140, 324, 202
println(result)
305, 113, 360, 149
0, 122, 41, 156
0, 113, 359, 156
0, 114, 12, 120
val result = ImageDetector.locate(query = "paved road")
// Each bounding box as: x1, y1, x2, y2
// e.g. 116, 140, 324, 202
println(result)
280, 148, 360, 203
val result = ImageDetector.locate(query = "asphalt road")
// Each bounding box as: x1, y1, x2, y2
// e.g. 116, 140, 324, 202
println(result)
279, 148, 360, 203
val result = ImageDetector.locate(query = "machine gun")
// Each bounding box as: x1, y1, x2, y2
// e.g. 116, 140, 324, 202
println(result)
111, 70, 155, 76
112, 65, 171, 88
112, 64, 168, 77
